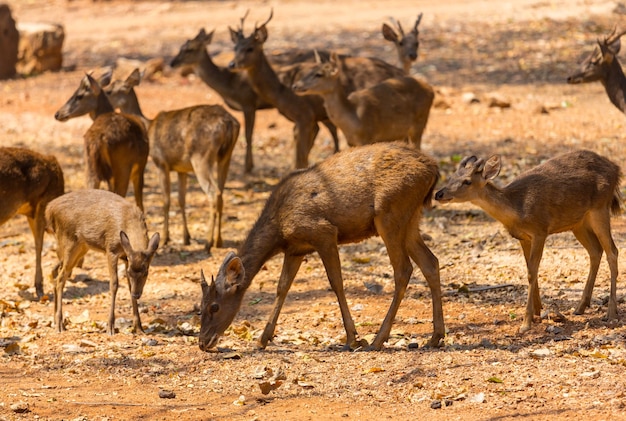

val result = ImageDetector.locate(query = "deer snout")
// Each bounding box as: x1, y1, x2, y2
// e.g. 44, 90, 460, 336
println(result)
228, 60, 237, 70
434, 189, 448, 202
54, 110, 69, 122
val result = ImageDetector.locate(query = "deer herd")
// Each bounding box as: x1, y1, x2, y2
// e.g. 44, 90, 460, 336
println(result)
2, 10, 626, 351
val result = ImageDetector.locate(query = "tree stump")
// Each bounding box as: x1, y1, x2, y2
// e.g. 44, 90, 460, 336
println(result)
17, 22, 64, 75
0, 4, 19, 79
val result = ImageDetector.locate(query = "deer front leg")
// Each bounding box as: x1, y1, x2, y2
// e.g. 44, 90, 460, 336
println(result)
293, 121, 318, 169
242, 108, 255, 173
27, 212, 45, 298
572, 225, 602, 315
156, 164, 172, 245
107, 253, 120, 335
519, 237, 545, 333
258, 254, 304, 349
177, 171, 190, 245
317, 244, 358, 350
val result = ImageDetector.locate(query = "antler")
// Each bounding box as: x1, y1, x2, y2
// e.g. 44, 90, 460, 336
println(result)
414, 13, 423, 33
255, 8, 274, 30
390, 17, 404, 36
239, 9, 250, 32
603, 26, 626, 45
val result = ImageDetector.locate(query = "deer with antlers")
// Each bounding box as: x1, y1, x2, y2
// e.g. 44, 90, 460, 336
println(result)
382, 13, 423, 75
567, 27, 626, 113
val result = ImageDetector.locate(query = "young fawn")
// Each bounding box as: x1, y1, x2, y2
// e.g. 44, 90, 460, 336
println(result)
0, 147, 64, 298
198, 142, 444, 351
54, 73, 148, 210
104, 69, 240, 250
46, 189, 160, 335
435, 150, 622, 333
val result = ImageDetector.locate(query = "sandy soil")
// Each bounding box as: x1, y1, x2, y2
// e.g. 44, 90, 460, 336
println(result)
2, 0, 626, 420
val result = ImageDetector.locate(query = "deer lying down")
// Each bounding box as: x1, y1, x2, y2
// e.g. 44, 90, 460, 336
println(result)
198, 142, 444, 351
0, 147, 64, 298
435, 150, 622, 333
46, 189, 160, 335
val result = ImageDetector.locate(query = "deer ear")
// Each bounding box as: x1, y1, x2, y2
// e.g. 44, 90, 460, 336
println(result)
255, 25, 268, 43
482, 155, 501, 180
147, 232, 160, 255
127, 68, 142, 87
120, 231, 133, 255
99, 69, 113, 88
85, 73, 102, 96
229, 27, 240, 44
224, 255, 245, 292
382, 23, 398, 42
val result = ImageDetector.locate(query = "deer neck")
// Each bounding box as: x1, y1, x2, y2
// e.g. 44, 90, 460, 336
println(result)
237, 212, 283, 290
602, 59, 626, 113
471, 182, 521, 231
94, 93, 115, 118
245, 52, 291, 107
196, 49, 239, 94
319, 80, 362, 139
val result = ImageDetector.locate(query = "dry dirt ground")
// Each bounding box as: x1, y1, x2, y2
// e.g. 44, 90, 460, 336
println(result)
3, 0, 626, 420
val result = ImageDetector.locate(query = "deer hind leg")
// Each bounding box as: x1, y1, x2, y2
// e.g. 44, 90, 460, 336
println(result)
406, 220, 444, 348
155, 164, 172, 245
258, 253, 304, 349
519, 237, 546, 333
177, 172, 191, 245
192, 155, 221, 251
130, 161, 146, 211
572, 223, 603, 315
368, 217, 414, 351
53, 240, 87, 332
27, 207, 46, 298
588, 210, 619, 320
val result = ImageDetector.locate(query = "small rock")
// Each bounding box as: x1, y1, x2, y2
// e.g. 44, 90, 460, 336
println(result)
158, 389, 176, 399
10, 401, 30, 413
487, 94, 511, 108
461, 92, 479, 104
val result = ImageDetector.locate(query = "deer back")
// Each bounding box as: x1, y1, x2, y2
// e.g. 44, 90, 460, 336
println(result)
0, 147, 64, 222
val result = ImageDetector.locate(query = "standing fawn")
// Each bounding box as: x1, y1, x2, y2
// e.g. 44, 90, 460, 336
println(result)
0, 147, 64, 298
382, 13, 423, 75
435, 150, 622, 333
54, 73, 148, 210
46, 189, 160, 335
198, 142, 444, 351
567, 28, 626, 114
170, 28, 339, 173
104, 69, 239, 250
292, 52, 434, 149
228, 10, 341, 169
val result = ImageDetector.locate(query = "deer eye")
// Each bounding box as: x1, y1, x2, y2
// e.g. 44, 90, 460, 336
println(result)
399, 41, 404, 46
315, 72, 324, 78
210, 303, 219, 313
462, 180, 472, 186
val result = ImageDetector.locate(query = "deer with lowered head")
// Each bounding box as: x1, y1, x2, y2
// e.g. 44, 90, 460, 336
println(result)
170, 27, 339, 173
567, 27, 626, 113
54, 72, 148, 210
382, 13, 423, 75
435, 150, 622, 333
198, 142, 444, 351
292, 51, 434, 149
0, 147, 64, 298
46, 189, 160, 335
104, 69, 239, 250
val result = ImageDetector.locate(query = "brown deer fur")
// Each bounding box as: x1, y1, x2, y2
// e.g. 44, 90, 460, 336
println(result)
0, 147, 64, 297
198, 142, 444, 351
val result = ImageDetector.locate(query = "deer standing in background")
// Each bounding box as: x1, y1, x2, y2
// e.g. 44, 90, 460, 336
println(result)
54, 73, 148, 211
104, 69, 239, 250
435, 150, 622, 333
382, 13, 423, 75
198, 142, 444, 351
567, 28, 626, 113
0, 147, 64, 298
170, 28, 339, 173
293, 52, 434, 149
228, 10, 345, 169
46, 189, 160, 335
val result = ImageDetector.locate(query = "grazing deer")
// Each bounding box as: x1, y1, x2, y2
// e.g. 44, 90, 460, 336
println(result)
104, 69, 239, 250
46, 189, 160, 335
292, 52, 434, 149
567, 28, 626, 113
435, 150, 622, 333
382, 13, 423, 75
170, 28, 339, 173
228, 10, 345, 169
198, 142, 444, 351
54, 73, 148, 210
0, 147, 64, 298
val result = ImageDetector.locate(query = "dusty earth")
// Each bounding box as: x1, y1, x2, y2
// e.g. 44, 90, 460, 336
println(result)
3, 0, 626, 420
